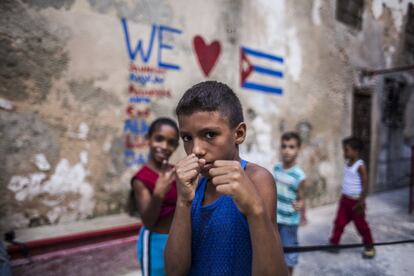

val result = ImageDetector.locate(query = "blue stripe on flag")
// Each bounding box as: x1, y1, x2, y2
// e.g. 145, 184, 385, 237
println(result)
242, 82, 283, 95
241, 47, 284, 63
252, 65, 284, 78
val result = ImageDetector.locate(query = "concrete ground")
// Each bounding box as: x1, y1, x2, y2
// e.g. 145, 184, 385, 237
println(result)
8, 213, 138, 242
295, 187, 414, 276
6, 187, 413, 275
6, 214, 140, 276
120, 187, 414, 276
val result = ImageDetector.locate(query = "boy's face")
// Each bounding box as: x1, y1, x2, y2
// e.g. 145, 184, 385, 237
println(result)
281, 138, 300, 164
147, 124, 178, 165
343, 145, 358, 160
178, 111, 245, 176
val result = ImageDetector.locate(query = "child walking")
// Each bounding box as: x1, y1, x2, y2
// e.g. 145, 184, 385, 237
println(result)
130, 117, 180, 276
164, 81, 288, 276
329, 136, 375, 258
273, 132, 306, 275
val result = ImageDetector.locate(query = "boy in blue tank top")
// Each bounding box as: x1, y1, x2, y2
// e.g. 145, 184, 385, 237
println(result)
165, 81, 288, 276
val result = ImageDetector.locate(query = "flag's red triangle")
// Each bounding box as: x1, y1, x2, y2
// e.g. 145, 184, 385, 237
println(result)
240, 49, 253, 85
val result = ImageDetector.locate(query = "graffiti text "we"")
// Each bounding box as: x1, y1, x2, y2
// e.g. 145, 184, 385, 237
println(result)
121, 18, 182, 71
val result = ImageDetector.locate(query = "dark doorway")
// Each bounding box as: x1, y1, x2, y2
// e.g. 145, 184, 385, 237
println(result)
352, 89, 372, 170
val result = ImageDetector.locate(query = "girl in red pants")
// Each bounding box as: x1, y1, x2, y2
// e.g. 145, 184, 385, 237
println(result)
329, 137, 375, 258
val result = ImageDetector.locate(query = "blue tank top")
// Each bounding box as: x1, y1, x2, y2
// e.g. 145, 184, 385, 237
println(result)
189, 159, 252, 275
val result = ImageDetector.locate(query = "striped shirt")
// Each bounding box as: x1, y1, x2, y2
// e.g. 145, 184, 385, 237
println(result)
342, 159, 364, 197
273, 163, 306, 225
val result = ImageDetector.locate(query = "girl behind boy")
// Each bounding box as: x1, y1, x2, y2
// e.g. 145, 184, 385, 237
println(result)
130, 117, 180, 275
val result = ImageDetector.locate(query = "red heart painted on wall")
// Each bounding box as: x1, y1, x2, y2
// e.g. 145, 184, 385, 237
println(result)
193, 36, 221, 77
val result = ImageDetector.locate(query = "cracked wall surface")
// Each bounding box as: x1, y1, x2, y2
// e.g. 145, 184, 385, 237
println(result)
0, 0, 412, 232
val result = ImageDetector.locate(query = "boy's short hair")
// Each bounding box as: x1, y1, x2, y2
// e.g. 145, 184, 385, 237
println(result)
281, 131, 302, 147
342, 136, 364, 152
175, 81, 244, 128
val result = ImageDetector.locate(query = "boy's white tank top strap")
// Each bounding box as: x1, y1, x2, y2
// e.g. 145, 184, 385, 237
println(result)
349, 159, 364, 172
342, 159, 364, 197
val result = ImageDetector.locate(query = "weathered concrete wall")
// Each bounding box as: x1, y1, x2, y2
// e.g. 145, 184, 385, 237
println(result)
1, 0, 133, 231
357, 0, 413, 191
284, 0, 414, 196
1, 0, 412, 231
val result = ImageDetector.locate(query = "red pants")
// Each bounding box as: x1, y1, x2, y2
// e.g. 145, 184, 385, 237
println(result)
330, 195, 374, 246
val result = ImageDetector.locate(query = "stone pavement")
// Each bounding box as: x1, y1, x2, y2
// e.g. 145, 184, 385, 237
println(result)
6, 214, 140, 276
120, 187, 414, 276
295, 187, 414, 276
6, 188, 413, 275
7, 213, 138, 242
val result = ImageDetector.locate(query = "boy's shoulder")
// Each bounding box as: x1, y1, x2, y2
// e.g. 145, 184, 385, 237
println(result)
346, 159, 365, 170
356, 159, 365, 166
273, 163, 305, 178
245, 162, 275, 187
292, 165, 306, 181
294, 165, 306, 176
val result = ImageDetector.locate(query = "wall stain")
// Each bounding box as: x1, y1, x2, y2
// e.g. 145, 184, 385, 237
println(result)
0, 110, 61, 185
0, 110, 61, 231
0, 0, 69, 103
88, 0, 173, 25
68, 79, 122, 114
21, 0, 75, 10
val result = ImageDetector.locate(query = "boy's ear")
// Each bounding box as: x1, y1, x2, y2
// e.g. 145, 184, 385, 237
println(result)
234, 122, 246, 145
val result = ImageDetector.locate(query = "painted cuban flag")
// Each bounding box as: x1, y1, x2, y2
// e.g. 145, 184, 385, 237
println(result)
240, 46, 284, 95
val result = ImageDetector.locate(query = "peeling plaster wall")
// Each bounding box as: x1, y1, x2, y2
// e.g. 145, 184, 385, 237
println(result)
0, 0, 130, 231
0, 0, 412, 231
328, 0, 413, 193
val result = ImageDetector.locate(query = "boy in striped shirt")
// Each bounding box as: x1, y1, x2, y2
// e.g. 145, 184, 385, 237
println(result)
273, 132, 306, 275
329, 137, 375, 258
